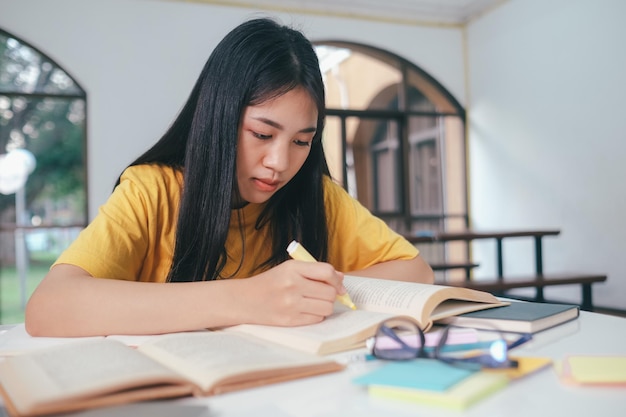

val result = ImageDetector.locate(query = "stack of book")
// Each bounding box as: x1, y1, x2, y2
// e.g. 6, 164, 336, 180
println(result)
440, 301, 580, 333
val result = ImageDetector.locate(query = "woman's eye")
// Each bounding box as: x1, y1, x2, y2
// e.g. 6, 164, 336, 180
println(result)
252, 131, 272, 140
294, 139, 311, 147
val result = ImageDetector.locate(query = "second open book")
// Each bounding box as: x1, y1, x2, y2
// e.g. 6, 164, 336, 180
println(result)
0, 331, 344, 417
224, 275, 508, 355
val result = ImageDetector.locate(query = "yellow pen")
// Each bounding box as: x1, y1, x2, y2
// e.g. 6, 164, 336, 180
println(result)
286, 240, 357, 310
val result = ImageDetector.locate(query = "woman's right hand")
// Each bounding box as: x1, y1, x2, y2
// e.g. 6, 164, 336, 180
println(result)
234, 260, 345, 327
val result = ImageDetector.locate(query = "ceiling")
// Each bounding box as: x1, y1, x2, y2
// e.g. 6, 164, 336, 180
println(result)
181, 0, 508, 26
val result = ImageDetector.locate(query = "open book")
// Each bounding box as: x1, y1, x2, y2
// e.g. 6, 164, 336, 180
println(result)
0, 331, 343, 417
224, 275, 508, 355
0, 324, 175, 357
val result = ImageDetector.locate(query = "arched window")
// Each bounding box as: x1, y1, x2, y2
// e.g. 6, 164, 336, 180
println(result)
315, 42, 467, 276
0, 29, 87, 322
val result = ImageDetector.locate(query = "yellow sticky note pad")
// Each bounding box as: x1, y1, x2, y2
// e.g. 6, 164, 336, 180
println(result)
484, 356, 552, 380
368, 372, 509, 411
565, 356, 626, 385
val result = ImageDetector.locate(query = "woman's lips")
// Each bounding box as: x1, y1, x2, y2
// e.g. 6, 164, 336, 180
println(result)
253, 178, 279, 192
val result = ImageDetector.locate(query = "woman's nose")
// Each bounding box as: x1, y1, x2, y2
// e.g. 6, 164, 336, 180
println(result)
263, 141, 289, 173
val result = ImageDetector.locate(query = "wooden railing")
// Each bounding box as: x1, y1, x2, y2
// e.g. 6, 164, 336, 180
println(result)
404, 229, 607, 311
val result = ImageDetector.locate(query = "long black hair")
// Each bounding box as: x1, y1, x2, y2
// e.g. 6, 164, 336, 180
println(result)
118, 18, 330, 282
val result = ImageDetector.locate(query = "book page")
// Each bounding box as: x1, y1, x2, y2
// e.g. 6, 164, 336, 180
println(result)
344, 275, 445, 320
224, 309, 398, 355
429, 300, 508, 322
0, 324, 178, 356
344, 276, 505, 328
137, 332, 340, 393
106, 329, 210, 348
0, 324, 104, 357
0, 339, 188, 415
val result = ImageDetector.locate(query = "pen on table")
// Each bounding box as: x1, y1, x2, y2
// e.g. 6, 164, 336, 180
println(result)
286, 240, 357, 310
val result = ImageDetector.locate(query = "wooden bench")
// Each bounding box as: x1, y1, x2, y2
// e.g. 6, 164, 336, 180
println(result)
404, 229, 608, 311
407, 229, 561, 278
430, 262, 480, 278
446, 273, 607, 311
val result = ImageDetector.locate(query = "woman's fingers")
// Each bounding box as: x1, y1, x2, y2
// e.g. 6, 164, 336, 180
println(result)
286, 259, 344, 294
239, 260, 345, 326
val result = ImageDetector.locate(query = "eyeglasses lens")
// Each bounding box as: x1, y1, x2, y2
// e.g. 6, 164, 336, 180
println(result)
372, 320, 423, 360
436, 329, 512, 369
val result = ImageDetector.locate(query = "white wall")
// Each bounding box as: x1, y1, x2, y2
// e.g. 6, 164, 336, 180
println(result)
468, 0, 626, 309
1, 0, 624, 310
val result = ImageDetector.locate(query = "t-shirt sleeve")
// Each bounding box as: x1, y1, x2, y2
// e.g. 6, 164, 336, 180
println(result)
53, 167, 157, 281
324, 177, 418, 272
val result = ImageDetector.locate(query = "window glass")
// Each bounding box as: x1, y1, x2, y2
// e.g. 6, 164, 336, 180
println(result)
371, 119, 401, 213
316, 41, 468, 281
406, 69, 458, 114
0, 34, 83, 95
408, 118, 441, 215
0, 30, 87, 324
318, 45, 402, 111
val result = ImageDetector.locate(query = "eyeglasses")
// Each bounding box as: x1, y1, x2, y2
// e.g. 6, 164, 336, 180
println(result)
368, 318, 532, 370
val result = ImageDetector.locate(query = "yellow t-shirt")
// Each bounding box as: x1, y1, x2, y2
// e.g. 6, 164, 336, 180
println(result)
55, 164, 418, 282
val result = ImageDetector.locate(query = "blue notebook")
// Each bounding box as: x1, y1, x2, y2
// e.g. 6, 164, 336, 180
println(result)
444, 301, 579, 333
353, 359, 475, 391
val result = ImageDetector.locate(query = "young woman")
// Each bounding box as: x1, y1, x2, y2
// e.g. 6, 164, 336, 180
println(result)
25, 18, 433, 337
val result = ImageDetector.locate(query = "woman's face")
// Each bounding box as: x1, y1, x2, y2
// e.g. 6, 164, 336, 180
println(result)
236, 87, 318, 205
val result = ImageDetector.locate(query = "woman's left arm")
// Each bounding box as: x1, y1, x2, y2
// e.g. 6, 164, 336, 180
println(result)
347, 255, 434, 284
323, 177, 434, 284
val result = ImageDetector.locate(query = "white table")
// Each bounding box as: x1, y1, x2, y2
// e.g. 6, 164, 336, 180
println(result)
2, 311, 626, 417
177, 311, 626, 417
